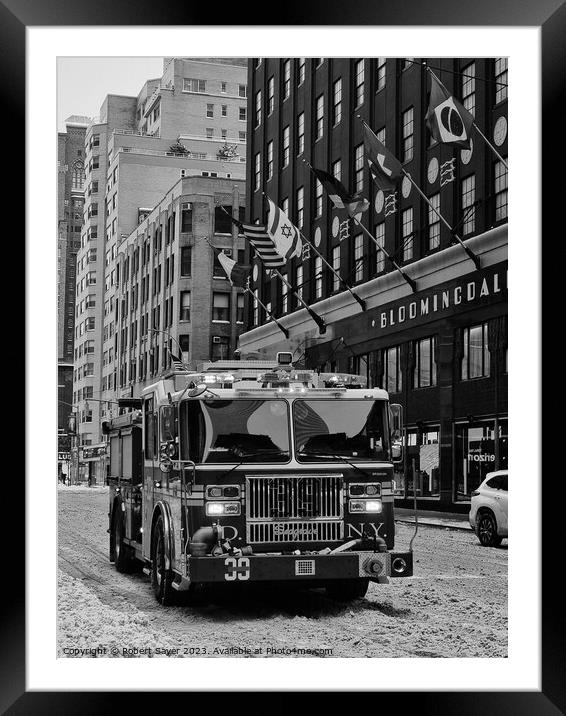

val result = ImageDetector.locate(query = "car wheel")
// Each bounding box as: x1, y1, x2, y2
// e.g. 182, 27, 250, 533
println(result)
151, 515, 176, 605
326, 578, 369, 601
477, 512, 503, 547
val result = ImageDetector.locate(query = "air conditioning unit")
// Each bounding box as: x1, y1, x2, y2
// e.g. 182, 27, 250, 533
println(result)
181, 202, 192, 210
212, 336, 222, 344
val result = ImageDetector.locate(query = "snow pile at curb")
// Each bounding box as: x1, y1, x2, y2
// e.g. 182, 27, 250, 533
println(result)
58, 570, 180, 658
57, 485, 108, 492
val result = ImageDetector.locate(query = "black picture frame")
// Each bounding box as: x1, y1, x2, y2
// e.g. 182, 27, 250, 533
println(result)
9, 0, 559, 710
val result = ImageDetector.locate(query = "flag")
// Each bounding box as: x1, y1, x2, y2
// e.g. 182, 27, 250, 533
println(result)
310, 167, 369, 217
425, 72, 474, 149
168, 340, 184, 371
266, 197, 302, 260
362, 121, 404, 192
217, 250, 250, 288
229, 215, 286, 268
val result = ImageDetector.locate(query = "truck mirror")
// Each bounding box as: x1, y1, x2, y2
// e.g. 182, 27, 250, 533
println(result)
389, 403, 403, 441
188, 386, 207, 398
391, 441, 403, 462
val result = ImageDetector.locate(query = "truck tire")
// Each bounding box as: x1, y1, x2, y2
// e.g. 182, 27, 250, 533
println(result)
151, 515, 176, 605
113, 509, 134, 573
476, 512, 503, 547
326, 578, 369, 601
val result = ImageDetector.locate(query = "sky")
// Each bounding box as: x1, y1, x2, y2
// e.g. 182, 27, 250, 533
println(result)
57, 57, 165, 132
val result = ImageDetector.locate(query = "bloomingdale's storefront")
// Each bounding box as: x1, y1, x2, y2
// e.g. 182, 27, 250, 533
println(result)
304, 261, 508, 511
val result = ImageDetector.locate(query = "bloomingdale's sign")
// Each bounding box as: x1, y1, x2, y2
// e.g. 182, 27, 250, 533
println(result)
373, 265, 507, 332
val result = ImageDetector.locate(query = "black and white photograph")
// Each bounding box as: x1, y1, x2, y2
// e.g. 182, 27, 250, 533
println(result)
56, 53, 510, 661
18, 14, 551, 704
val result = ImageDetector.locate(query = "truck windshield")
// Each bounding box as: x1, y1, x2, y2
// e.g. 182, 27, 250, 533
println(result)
180, 399, 290, 464
293, 399, 389, 462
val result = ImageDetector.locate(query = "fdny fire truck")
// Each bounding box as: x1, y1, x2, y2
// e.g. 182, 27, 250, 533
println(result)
104, 352, 413, 605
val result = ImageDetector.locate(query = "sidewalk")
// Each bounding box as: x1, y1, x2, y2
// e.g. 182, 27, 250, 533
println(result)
395, 507, 472, 532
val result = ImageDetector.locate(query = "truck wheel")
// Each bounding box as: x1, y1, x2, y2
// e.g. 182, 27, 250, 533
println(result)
476, 512, 503, 547
326, 578, 369, 601
151, 515, 176, 605
113, 510, 134, 573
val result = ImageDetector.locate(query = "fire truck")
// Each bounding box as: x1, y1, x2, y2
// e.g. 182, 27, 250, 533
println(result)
104, 352, 413, 605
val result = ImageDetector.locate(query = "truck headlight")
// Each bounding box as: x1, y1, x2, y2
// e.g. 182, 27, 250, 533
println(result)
205, 502, 241, 516
349, 499, 382, 513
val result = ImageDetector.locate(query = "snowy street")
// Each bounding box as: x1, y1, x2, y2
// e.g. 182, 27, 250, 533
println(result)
58, 487, 507, 658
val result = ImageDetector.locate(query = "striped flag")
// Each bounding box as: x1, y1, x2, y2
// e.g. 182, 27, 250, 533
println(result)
266, 197, 302, 261
217, 250, 250, 288
231, 216, 287, 268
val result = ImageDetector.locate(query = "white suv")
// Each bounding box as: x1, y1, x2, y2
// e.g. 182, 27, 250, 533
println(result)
469, 470, 508, 547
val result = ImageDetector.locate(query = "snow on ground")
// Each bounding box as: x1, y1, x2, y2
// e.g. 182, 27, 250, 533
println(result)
58, 569, 181, 658
57, 485, 108, 492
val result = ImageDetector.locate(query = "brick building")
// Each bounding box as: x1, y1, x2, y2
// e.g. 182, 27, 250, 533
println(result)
238, 57, 508, 511
71, 58, 247, 483
114, 176, 246, 399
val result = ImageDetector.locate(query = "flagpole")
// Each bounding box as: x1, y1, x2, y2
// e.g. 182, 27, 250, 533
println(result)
401, 169, 481, 270
472, 123, 508, 168
245, 286, 290, 340
296, 166, 367, 311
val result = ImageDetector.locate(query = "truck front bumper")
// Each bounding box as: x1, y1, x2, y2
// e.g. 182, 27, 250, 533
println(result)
185, 550, 413, 584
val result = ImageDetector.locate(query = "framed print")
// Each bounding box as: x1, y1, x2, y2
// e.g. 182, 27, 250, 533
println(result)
8, 0, 560, 709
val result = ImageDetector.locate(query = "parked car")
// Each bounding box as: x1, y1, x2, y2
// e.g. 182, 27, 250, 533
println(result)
469, 470, 508, 547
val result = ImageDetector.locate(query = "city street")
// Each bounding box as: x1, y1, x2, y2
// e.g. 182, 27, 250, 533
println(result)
58, 487, 507, 658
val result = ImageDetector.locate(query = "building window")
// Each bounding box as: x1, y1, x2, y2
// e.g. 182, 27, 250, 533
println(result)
297, 112, 305, 155
354, 59, 364, 107
332, 78, 342, 126
315, 94, 324, 140
283, 60, 291, 100
295, 265, 304, 308
281, 273, 288, 313
414, 337, 437, 388
239, 107, 247, 122
181, 203, 192, 233
427, 193, 441, 250
254, 152, 261, 191
315, 179, 323, 218
384, 346, 402, 393
238, 84, 247, 98
180, 291, 191, 321
461, 174, 476, 235
212, 292, 230, 322
236, 294, 244, 323
402, 107, 414, 162
402, 207, 414, 261
183, 78, 206, 93
376, 57, 386, 91
296, 186, 304, 229
353, 234, 364, 283
332, 246, 340, 291
282, 126, 290, 168
462, 323, 490, 380
354, 143, 364, 193
455, 419, 506, 500
253, 289, 259, 325
267, 76, 274, 114
206, 127, 214, 139
332, 159, 342, 182
206, 104, 214, 118
255, 90, 262, 127
266, 141, 274, 181
494, 160, 508, 222
314, 256, 323, 299
282, 197, 289, 215
298, 58, 306, 85
375, 222, 385, 274
239, 131, 246, 142
461, 62, 476, 116
211, 336, 230, 361
494, 58, 508, 103
221, 129, 227, 140
221, 104, 227, 117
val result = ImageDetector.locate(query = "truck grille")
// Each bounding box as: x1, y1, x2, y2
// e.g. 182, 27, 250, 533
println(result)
247, 475, 343, 520
246, 475, 343, 544
248, 520, 344, 544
